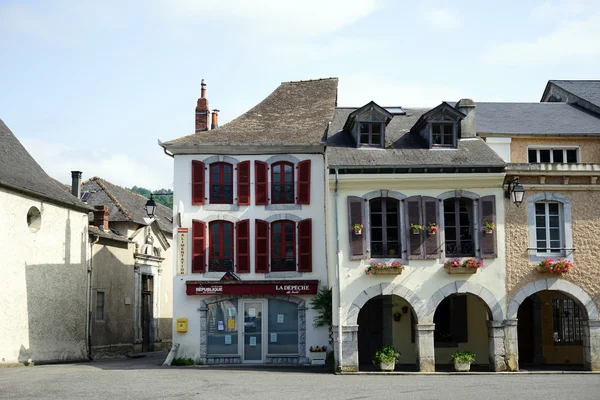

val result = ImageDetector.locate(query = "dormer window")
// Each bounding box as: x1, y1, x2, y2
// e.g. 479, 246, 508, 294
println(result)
410, 102, 465, 149
432, 123, 455, 147
359, 122, 383, 146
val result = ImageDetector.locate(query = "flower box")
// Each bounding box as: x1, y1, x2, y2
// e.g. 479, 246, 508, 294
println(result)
443, 258, 483, 274
365, 262, 405, 276
537, 258, 572, 274
309, 351, 327, 361
446, 267, 477, 275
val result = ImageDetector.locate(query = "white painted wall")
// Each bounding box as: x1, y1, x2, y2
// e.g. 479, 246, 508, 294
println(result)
0, 187, 89, 364
172, 153, 329, 360
484, 137, 512, 162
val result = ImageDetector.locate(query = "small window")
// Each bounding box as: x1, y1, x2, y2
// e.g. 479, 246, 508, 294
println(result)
27, 206, 42, 232
443, 198, 474, 257
209, 162, 233, 204
431, 123, 454, 147
271, 162, 294, 204
96, 291, 105, 321
528, 148, 579, 164
359, 122, 383, 146
209, 221, 234, 272
535, 202, 563, 253
552, 296, 582, 345
271, 220, 295, 272
369, 198, 401, 257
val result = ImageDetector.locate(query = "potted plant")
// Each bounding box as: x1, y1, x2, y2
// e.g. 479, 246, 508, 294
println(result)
353, 223, 363, 235
372, 346, 400, 372
309, 345, 328, 364
365, 262, 405, 275
537, 258, 572, 274
410, 223, 424, 235
450, 351, 475, 372
483, 221, 495, 235
427, 222, 439, 235
443, 258, 484, 274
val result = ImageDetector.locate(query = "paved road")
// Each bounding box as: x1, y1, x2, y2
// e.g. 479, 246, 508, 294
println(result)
1, 354, 599, 400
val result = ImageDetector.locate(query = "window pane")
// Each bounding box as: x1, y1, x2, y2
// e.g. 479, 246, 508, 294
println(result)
553, 150, 564, 163
536, 228, 546, 240
360, 134, 369, 144
371, 134, 381, 144
268, 300, 298, 354
566, 149, 577, 163
528, 149, 537, 163
432, 124, 441, 134
360, 122, 369, 133
540, 150, 551, 162
548, 203, 559, 215
535, 203, 546, 214
535, 216, 546, 228
371, 123, 381, 134
207, 301, 238, 355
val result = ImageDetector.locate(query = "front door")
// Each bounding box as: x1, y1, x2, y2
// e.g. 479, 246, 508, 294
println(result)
242, 300, 264, 363
141, 275, 154, 352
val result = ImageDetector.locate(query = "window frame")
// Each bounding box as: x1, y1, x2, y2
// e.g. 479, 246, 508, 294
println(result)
534, 201, 564, 255
271, 161, 295, 204
527, 146, 579, 164
208, 221, 235, 272
358, 121, 384, 147
369, 197, 401, 258
270, 220, 296, 272
527, 192, 573, 262
95, 291, 105, 321
209, 162, 234, 204
431, 122, 456, 148
552, 296, 583, 345
443, 197, 475, 257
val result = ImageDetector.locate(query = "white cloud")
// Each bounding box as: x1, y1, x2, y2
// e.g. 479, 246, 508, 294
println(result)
21, 138, 173, 190
338, 73, 467, 108
532, 0, 587, 18
419, 5, 461, 31
482, 13, 600, 65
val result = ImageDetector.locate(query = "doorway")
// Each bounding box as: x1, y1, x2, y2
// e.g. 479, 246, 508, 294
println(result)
358, 297, 383, 366
141, 274, 154, 352
242, 300, 264, 363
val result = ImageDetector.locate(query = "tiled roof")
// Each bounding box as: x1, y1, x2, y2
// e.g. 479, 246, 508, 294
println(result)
88, 225, 132, 243
82, 177, 173, 234
0, 119, 93, 212
326, 107, 505, 168
163, 78, 338, 147
476, 102, 600, 135
548, 80, 600, 109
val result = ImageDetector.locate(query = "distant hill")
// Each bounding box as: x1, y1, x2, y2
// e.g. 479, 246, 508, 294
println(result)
128, 186, 173, 209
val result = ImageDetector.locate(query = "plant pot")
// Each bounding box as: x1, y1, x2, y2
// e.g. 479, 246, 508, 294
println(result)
411, 228, 421, 235
446, 267, 477, 275
428, 230, 437, 236
372, 268, 403, 275
309, 351, 327, 364
454, 359, 471, 372
354, 229, 362, 236
483, 228, 494, 235
379, 360, 395, 372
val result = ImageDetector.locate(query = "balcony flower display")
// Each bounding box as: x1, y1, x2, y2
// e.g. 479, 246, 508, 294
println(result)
410, 223, 424, 235
443, 257, 484, 274
353, 223, 363, 235
427, 222, 439, 235
537, 258, 572, 274
483, 221, 495, 235
365, 262, 405, 275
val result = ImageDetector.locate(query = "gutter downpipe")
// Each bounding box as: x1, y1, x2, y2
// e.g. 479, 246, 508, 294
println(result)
87, 234, 100, 360
334, 168, 343, 372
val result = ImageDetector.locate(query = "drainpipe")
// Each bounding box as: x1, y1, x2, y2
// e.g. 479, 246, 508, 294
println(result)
334, 168, 343, 372
87, 234, 100, 360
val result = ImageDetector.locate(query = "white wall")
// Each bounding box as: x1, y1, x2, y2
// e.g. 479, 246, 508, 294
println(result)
0, 187, 89, 364
484, 137, 512, 162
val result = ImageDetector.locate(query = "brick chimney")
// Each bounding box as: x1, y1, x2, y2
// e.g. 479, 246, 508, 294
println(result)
71, 171, 82, 199
195, 79, 210, 133
211, 109, 219, 130
93, 205, 109, 231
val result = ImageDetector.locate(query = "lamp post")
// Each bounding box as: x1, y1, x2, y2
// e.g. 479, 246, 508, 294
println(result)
144, 193, 173, 218
504, 178, 525, 206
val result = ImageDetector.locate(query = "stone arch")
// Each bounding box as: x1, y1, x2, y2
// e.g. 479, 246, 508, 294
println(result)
202, 155, 239, 165
420, 280, 504, 323
507, 278, 599, 320
202, 214, 239, 224
363, 189, 406, 201
265, 154, 300, 165
346, 283, 424, 326
264, 213, 302, 223
437, 189, 480, 200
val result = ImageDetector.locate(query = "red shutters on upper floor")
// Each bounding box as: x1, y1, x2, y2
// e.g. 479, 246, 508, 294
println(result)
297, 160, 311, 205
237, 161, 250, 206
192, 219, 206, 273
236, 219, 250, 273
298, 218, 312, 272
191, 161, 205, 205
255, 219, 269, 272
255, 161, 269, 206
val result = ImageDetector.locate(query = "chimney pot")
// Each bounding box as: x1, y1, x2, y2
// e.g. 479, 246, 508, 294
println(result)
93, 205, 109, 231
195, 79, 210, 133
71, 171, 82, 199
211, 109, 219, 130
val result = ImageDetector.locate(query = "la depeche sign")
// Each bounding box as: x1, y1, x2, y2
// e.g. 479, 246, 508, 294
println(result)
185, 280, 319, 296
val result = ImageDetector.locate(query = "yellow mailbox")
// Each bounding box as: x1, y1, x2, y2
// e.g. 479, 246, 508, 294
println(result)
176, 317, 188, 333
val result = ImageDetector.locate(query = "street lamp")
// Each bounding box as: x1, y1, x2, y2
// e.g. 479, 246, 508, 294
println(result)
504, 178, 525, 207
144, 194, 157, 218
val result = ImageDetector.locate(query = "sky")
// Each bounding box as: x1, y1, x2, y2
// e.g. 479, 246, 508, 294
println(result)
1, 0, 599, 190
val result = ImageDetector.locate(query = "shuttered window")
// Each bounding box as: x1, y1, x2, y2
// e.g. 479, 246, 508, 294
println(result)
298, 219, 312, 272
443, 198, 474, 257
405, 196, 440, 259
208, 221, 234, 272
272, 162, 294, 204
271, 220, 295, 271
255, 219, 269, 272
192, 220, 206, 273
369, 198, 401, 258
297, 160, 311, 204
191, 160, 205, 205
237, 161, 250, 205
236, 219, 250, 273
209, 162, 233, 204
347, 196, 365, 260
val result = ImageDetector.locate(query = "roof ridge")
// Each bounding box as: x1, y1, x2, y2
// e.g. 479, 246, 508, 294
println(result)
281, 77, 338, 84
93, 178, 133, 221
551, 79, 600, 83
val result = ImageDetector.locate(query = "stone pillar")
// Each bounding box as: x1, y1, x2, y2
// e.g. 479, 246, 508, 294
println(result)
487, 320, 507, 371
416, 323, 435, 372
382, 298, 394, 347
582, 320, 600, 371
333, 325, 359, 372
298, 301, 308, 364
198, 301, 208, 363
504, 319, 519, 371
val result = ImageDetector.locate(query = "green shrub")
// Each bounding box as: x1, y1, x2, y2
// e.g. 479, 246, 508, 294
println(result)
450, 351, 476, 363
172, 357, 195, 366
372, 346, 400, 365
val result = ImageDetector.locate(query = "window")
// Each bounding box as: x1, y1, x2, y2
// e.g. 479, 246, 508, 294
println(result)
528, 148, 578, 164
207, 300, 238, 355
96, 291, 105, 321
268, 299, 298, 354
535, 202, 563, 253
209, 221, 234, 272
359, 122, 382, 146
443, 198, 474, 257
27, 206, 42, 232
271, 220, 295, 271
552, 296, 582, 345
433, 295, 467, 346
431, 123, 454, 147
209, 162, 233, 204
369, 198, 401, 257
271, 162, 294, 204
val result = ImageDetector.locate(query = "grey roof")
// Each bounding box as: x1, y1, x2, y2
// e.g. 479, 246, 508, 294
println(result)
476, 102, 600, 135
0, 119, 93, 212
163, 78, 338, 147
89, 225, 132, 243
327, 107, 505, 168
82, 177, 173, 234
548, 80, 600, 109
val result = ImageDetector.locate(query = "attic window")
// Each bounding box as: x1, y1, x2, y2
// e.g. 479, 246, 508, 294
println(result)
431, 123, 455, 147
359, 122, 383, 147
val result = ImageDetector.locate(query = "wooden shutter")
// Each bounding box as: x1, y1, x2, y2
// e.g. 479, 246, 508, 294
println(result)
237, 161, 250, 206
347, 196, 365, 260
255, 161, 268, 205
479, 195, 497, 258
423, 196, 440, 259
255, 219, 269, 272
297, 160, 311, 205
236, 219, 250, 273
298, 219, 312, 272
191, 160, 205, 205
192, 219, 206, 273
405, 196, 423, 259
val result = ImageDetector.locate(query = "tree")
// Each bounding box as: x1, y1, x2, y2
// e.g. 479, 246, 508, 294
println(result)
128, 186, 173, 209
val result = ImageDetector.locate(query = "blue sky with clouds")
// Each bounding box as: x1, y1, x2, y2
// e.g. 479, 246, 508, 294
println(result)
1, 0, 598, 190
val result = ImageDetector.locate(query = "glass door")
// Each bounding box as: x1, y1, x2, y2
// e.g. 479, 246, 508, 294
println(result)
242, 300, 263, 363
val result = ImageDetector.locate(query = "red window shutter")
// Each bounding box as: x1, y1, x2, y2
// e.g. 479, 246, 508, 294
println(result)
479, 195, 497, 258
255, 219, 269, 272
405, 196, 424, 259
191, 160, 205, 205
297, 160, 311, 205
422, 196, 440, 259
237, 161, 250, 206
192, 219, 206, 273
255, 161, 268, 205
298, 219, 312, 272
347, 196, 365, 260
236, 219, 250, 273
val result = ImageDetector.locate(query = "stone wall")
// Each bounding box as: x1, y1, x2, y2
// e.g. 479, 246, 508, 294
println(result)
510, 138, 600, 164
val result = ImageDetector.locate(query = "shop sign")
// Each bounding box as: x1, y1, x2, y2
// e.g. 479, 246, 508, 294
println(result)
185, 280, 319, 296
177, 228, 188, 275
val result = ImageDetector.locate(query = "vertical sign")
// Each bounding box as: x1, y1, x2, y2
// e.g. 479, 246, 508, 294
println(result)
177, 228, 188, 275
